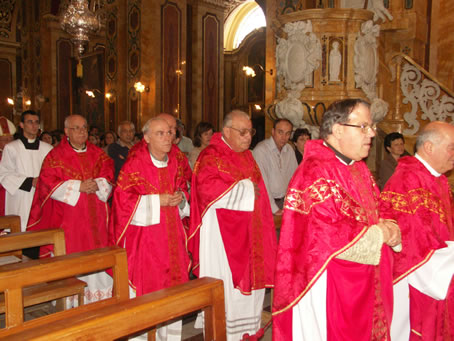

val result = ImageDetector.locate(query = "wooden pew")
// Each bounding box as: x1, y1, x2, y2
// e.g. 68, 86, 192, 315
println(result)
2, 277, 225, 341
0, 215, 21, 234
0, 246, 129, 335
0, 216, 21, 259
0, 229, 87, 315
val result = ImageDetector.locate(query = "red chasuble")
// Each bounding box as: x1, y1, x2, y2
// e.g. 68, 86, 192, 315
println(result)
27, 138, 114, 255
170, 143, 192, 191
109, 141, 189, 296
273, 140, 393, 341
188, 133, 277, 294
380, 156, 454, 340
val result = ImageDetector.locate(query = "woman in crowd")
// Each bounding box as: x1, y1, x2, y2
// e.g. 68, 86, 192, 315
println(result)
378, 132, 405, 190
188, 121, 214, 169
102, 130, 117, 153
292, 128, 311, 164
39, 131, 53, 145
88, 134, 99, 146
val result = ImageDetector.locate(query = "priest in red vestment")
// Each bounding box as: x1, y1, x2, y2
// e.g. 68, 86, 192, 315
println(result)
273, 99, 401, 341
27, 114, 114, 304
0, 116, 15, 217
380, 121, 454, 341
110, 117, 189, 341
188, 110, 277, 341
157, 113, 192, 189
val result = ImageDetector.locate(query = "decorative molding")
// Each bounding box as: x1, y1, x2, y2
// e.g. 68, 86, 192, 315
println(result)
161, 1, 181, 115
401, 64, 454, 135
276, 20, 321, 92
127, 3, 140, 77
202, 13, 220, 127
0, 0, 15, 38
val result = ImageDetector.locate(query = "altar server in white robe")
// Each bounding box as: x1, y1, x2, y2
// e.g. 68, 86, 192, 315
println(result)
0, 110, 52, 231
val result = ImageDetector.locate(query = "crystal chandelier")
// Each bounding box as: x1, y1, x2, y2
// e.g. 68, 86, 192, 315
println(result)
60, 0, 100, 56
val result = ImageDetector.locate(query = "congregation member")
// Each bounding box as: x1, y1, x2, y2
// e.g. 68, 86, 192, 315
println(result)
0, 116, 16, 217
108, 121, 135, 180
253, 118, 298, 215
0, 111, 52, 232
188, 121, 214, 169
110, 117, 189, 341
102, 130, 116, 153
189, 110, 277, 340
378, 132, 406, 190
28, 114, 114, 303
292, 128, 311, 164
273, 99, 401, 340
176, 119, 193, 156
381, 121, 454, 340
39, 131, 53, 145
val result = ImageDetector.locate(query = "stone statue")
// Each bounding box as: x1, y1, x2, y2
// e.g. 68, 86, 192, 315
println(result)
354, 20, 380, 100
340, 0, 393, 23
329, 41, 342, 82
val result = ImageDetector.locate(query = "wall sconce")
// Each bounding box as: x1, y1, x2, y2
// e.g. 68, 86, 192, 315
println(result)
7, 98, 14, 105
242, 64, 273, 78
85, 90, 96, 98
25, 99, 31, 107
254, 104, 262, 110
134, 81, 149, 93
105, 90, 116, 103
84, 89, 102, 98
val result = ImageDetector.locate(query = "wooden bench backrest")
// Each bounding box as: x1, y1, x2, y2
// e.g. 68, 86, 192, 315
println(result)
0, 228, 66, 256
0, 216, 22, 258
0, 215, 21, 234
3, 277, 226, 341
0, 246, 129, 330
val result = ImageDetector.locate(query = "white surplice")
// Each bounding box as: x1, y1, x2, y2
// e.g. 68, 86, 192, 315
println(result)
0, 139, 52, 230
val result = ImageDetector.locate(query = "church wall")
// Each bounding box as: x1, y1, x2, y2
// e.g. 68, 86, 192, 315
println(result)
429, 0, 454, 89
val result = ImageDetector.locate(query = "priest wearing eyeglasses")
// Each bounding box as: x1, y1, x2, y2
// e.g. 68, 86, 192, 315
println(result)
28, 114, 114, 304
273, 99, 401, 340
188, 110, 277, 341
110, 117, 190, 340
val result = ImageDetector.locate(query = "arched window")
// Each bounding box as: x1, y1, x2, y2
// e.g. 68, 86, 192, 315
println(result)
224, 1, 266, 51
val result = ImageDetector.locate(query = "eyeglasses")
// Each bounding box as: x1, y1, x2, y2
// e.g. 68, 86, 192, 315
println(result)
228, 126, 256, 137
67, 126, 88, 132
340, 123, 377, 134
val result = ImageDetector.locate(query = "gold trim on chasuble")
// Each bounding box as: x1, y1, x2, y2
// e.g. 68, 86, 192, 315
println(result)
117, 171, 159, 193
284, 178, 370, 225
381, 188, 448, 225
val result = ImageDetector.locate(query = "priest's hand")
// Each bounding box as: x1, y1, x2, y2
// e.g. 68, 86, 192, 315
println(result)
160, 192, 183, 206
274, 209, 283, 216
32, 177, 39, 187
80, 179, 99, 194
377, 219, 401, 247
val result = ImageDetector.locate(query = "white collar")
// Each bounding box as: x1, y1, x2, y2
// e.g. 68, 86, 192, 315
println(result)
150, 152, 168, 168
415, 153, 441, 177
222, 136, 233, 150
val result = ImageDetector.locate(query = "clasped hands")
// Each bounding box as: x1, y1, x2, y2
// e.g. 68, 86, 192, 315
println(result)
160, 191, 184, 207
377, 218, 401, 247
79, 179, 99, 194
